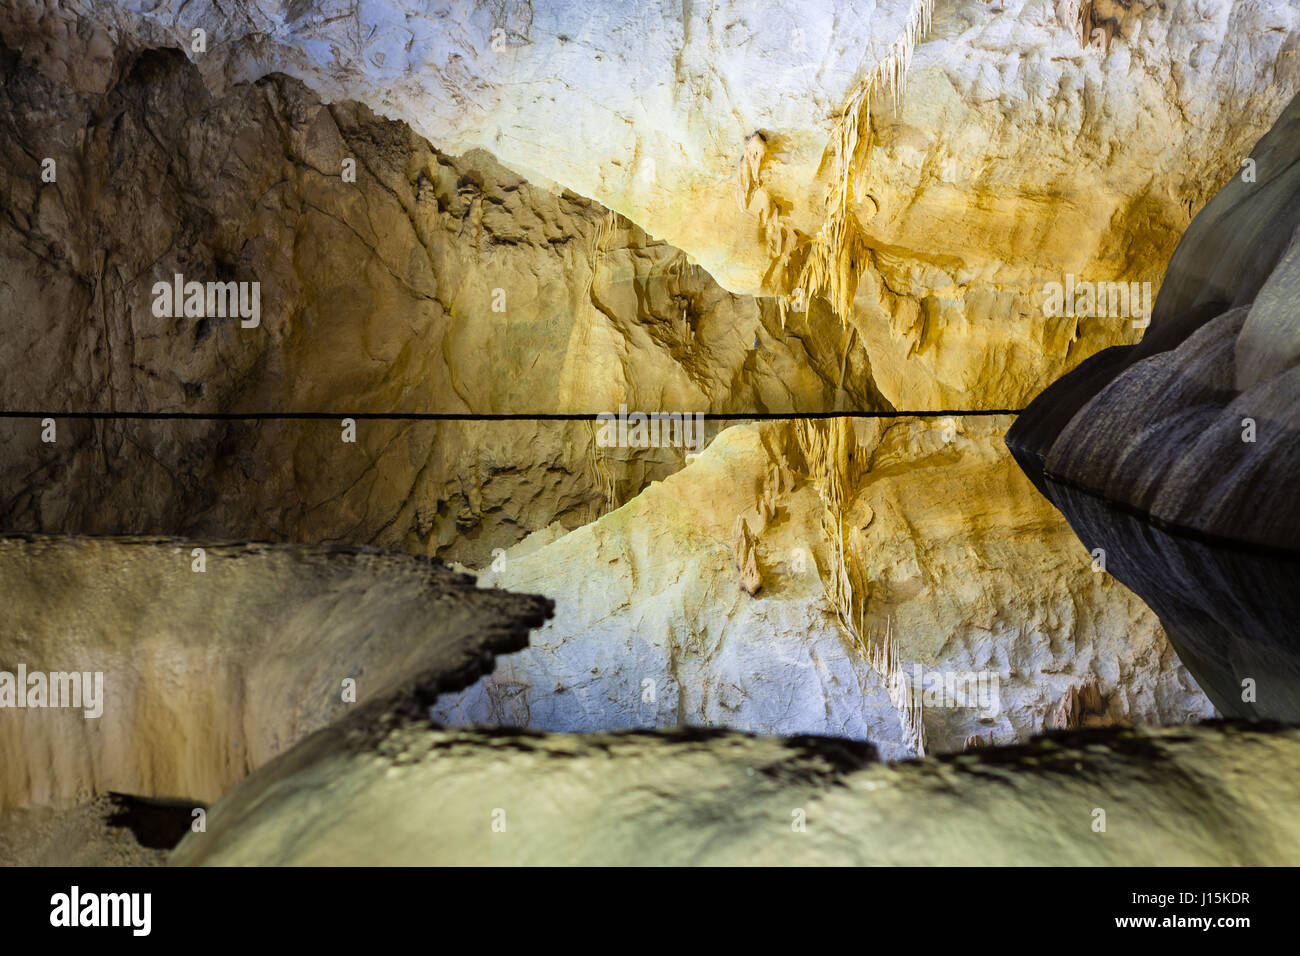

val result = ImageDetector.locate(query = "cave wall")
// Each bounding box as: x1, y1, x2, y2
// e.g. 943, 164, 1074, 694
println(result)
0, 535, 550, 810
15, 0, 1298, 411
17, 1, 1300, 829
0, 2, 1231, 753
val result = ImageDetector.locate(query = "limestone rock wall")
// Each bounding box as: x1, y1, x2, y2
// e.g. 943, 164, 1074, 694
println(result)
1, 2, 1287, 853
4, 3, 1298, 568
0, 26, 881, 420
0, 34, 888, 564
1012, 90, 1300, 550
28, 0, 1300, 410
1007, 89, 1300, 723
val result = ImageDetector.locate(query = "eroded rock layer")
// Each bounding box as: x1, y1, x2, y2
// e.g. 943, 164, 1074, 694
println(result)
0, 30, 886, 421
0, 535, 551, 810
0, 0, 1293, 869
0, 416, 706, 569
172, 718, 1300, 866
433, 417, 1213, 757
0, 29, 872, 562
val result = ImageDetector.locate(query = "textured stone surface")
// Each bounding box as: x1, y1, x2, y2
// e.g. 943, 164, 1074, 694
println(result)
1036, 485, 1300, 723
0, 21, 888, 421
14, 0, 1300, 411
172, 719, 1300, 866
0, 414, 697, 569
0, 796, 169, 866
0, 0, 1293, 868
0, 535, 551, 810
1009, 91, 1300, 547
0, 33, 879, 565
0, 21, 1216, 760
1007, 91, 1300, 722
2, 4, 1297, 563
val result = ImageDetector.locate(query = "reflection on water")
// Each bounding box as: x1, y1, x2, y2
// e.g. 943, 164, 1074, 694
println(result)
1044, 480, 1300, 722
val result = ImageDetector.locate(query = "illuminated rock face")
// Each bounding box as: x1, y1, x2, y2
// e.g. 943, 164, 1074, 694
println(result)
0, 39, 874, 566
1011, 91, 1300, 551
10, 0, 1300, 411
0, 2, 1229, 767
1008, 91, 1300, 722
0, 0, 1294, 866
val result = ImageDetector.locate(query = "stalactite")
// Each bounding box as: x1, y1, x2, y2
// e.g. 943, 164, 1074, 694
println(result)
585, 419, 618, 516
1051, 678, 1106, 730
871, 616, 928, 757
797, 420, 925, 756
791, 0, 934, 325
792, 206, 871, 331
1061, 0, 1124, 56
732, 513, 750, 567
732, 514, 763, 595
735, 132, 768, 212
795, 417, 866, 513
741, 545, 762, 595
739, 0, 935, 341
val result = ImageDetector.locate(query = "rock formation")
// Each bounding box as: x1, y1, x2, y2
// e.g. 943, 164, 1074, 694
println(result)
0, 0, 1296, 869
432, 419, 1213, 758
0, 41, 820, 565
10, 0, 1300, 411
1007, 90, 1300, 722
0, 535, 551, 810
171, 717, 1300, 865
1052, 678, 1107, 730
731, 514, 763, 595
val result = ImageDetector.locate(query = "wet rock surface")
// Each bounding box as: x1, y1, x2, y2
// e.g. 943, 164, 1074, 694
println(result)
172, 717, 1300, 866
1041, 486, 1300, 722
433, 419, 1213, 756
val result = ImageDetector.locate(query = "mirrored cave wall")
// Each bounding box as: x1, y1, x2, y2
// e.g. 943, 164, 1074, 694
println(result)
1, 0, 1298, 811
